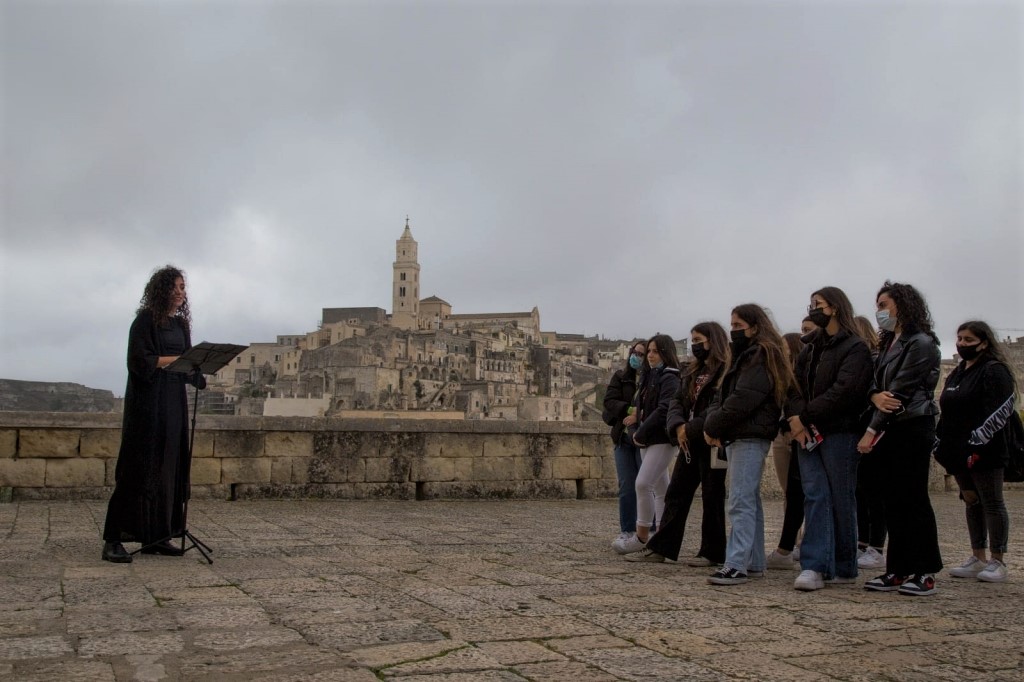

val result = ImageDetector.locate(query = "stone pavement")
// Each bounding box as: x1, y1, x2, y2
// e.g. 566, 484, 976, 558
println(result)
1, 492, 1022, 681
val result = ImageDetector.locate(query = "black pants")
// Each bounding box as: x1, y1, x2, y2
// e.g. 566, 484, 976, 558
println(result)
876, 416, 943, 577
778, 442, 804, 552
646, 447, 726, 563
857, 449, 887, 549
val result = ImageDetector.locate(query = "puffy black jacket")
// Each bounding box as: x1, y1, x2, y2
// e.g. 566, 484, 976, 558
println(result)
602, 367, 638, 443
704, 345, 781, 443
785, 328, 873, 436
666, 363, 724, 455
633, 365, 681, 447
866, 330, 940, 433
935, 358, 1016, 473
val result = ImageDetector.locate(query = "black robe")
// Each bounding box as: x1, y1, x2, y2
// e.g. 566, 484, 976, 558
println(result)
103, 310, 195, 544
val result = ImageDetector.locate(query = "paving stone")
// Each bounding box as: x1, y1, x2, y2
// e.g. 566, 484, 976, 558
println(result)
0, 634, 74, 659
380, 672, 526, 682
543, 634, 632, 653
348, 640, 472, 668
180, 646, 352, 677
10, 659, 115, 681
77, 631, 185, 656
65, 606, 179, 634
303, 619, 448, 651
512, 660, 621, 681
379, 645, 506, 677
169, 603, 272, 629
574, 646, 728, 681
191, 626, 306, 651
440, 615, 605, 642
473, 640, 566, 665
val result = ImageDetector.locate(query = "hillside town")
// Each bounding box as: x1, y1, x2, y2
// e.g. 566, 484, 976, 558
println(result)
199, 221, 666, 421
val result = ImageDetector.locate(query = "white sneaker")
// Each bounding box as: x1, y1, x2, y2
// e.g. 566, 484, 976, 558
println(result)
857, 546, 885, 570
949, 555, 987, 578
977, 559, 1008, 583
766, 549, 796, 570
792, 546, 800, 562
794, 569, 824, 591
624, 547, 666, 563
612, 533, 645, 555
610, 532, 630, 550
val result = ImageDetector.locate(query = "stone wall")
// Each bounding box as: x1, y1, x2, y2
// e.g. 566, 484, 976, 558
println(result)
0, 413, 618, 502
0, 412, 960, 502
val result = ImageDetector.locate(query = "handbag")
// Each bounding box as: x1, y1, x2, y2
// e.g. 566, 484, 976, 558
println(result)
1003, 411, 1024, 483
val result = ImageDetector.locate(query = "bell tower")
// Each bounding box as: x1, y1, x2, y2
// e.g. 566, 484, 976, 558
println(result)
391, 217, 420, 330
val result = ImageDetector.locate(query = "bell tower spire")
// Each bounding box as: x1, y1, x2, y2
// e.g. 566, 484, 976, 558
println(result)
391, 217, 420, 330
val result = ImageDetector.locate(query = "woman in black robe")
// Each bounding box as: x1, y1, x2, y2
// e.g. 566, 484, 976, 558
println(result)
102, 265, 204, 562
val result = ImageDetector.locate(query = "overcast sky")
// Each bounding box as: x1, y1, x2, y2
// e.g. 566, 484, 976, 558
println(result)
2, 0, 1021, 395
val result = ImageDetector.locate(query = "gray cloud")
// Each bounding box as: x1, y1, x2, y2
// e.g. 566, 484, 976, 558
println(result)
2, 0, 1021, 393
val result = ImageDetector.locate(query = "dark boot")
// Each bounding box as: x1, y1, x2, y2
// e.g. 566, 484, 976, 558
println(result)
140, 540, 185, 556
102, 541, 132, 563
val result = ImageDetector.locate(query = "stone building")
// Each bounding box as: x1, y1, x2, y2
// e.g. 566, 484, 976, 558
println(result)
210, 220, 641, 420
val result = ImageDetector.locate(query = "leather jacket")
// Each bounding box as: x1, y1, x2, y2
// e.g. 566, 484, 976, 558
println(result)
866, 330, 940, 433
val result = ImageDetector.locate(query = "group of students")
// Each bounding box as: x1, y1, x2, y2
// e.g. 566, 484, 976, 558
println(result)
602, 281, 1019, 596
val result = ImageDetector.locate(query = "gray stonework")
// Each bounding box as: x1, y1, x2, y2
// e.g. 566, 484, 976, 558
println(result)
0, 412, 969, 501
0, 494, 1021, 681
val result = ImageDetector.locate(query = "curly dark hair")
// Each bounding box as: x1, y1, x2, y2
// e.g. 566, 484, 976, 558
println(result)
876, 280, 937, 344
138, 265, 190, 334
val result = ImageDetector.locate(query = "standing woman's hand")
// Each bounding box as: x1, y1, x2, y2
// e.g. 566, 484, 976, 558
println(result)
871, 391, 902, 413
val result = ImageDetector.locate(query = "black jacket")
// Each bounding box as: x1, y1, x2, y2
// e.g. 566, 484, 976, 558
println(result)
705, 345, 781, 442
935, 357, 1016, 473
666, 363, 724, 455
633, 365, 681, 447
602, 367, 638, 444
866, 330, 940, 433
785, 328, 873, 436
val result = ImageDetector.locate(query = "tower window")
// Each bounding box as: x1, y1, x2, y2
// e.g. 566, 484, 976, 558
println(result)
400, 286, 406, 297
400, 273, 406, 281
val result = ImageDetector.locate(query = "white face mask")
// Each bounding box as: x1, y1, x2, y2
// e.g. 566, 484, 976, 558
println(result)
875, 309, 897, 332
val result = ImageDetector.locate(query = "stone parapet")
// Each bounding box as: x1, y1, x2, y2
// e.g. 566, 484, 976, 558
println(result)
0, 412, 965, 501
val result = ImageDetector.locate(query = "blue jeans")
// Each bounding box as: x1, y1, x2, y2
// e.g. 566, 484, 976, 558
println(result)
798, 432, 860, 579
724, 438, 770, 574
614, 438, 642, 533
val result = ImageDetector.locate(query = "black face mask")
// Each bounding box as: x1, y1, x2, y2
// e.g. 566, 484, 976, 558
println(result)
800, 331, 817, 345
730, 329, 751, 354
692, 342, 710, 362
807, 308, 831, 329
956, 343, 983, 361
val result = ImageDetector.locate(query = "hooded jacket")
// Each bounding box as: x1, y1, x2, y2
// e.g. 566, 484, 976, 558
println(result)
633, 365, 681, 447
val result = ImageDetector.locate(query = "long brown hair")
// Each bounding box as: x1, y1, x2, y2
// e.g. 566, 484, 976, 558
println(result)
732, 303, 794, 406
782, 333, 803, 371
138, 265, 191, 334
853, 315, 879, 352
685, 321, 730, 378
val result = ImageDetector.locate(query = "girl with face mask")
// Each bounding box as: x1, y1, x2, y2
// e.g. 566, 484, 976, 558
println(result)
626, 334, 682, 551
624, 322, 730, 565
857, 281, 942, 596
603, 341, 648, 553
784, 287, 874, 591
703, 304, 794, 585
934, 321, 1018, 583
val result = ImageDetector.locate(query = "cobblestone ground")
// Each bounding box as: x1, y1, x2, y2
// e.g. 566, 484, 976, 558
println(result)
1, 492, 1022, 681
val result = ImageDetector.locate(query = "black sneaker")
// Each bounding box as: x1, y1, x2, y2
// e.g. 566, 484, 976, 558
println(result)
863, 573, 905, 592
707, 567, 748, 585
898, 574, 937, 596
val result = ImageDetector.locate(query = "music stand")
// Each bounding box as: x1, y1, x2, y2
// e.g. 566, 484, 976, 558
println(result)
134, 342, 246, 563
